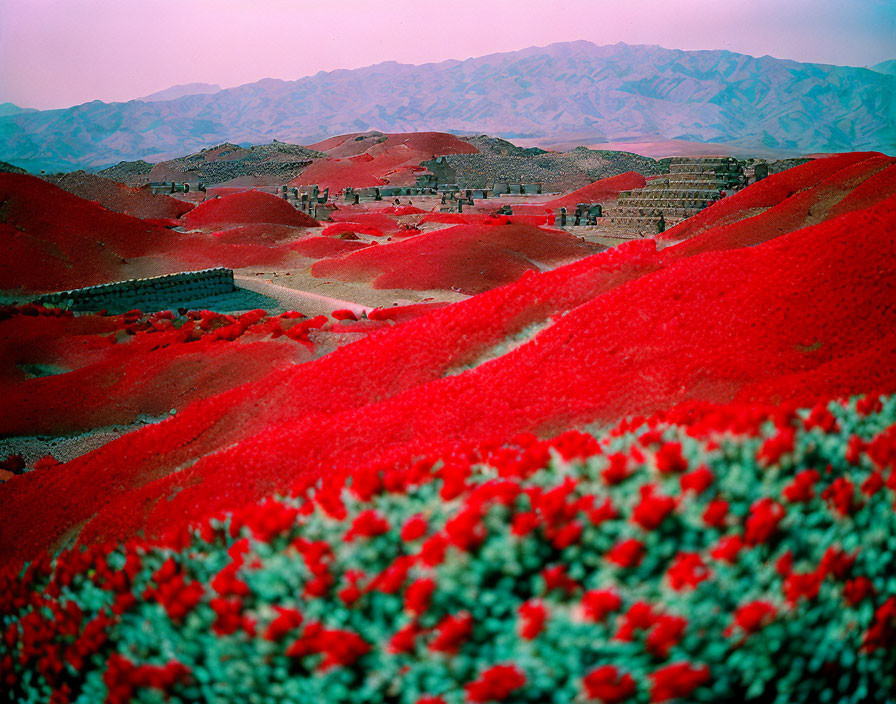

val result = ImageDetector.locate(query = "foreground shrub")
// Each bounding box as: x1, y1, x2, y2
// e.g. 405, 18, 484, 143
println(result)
2, 395, 895, 703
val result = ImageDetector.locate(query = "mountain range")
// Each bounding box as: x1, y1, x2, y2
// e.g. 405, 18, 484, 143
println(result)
1, 41, 893, 172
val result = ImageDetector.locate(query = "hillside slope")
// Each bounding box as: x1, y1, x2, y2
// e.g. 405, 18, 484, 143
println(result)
2, 155, 894, 562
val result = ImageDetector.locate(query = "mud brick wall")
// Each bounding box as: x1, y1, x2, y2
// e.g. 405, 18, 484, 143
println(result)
35, 268, 235, 312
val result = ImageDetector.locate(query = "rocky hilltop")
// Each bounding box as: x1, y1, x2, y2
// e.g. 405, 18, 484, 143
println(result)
99, 142, 325, 187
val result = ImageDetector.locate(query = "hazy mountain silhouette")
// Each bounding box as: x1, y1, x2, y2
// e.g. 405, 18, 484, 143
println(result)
1, 41, 893, 171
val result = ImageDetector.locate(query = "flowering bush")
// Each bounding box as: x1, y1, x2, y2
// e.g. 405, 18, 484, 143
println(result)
2, 395, 894, 703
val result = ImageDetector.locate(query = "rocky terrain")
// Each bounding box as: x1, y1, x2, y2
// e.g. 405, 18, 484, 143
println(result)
132, 142, 325, 187
93, 132, 672, 192
446, 146, 667, 191
0, 160, 28, 175
2, 41, 892, 171
43, 171, 192, 219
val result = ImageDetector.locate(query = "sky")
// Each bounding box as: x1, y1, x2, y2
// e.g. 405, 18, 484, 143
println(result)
1, 0, 894, 110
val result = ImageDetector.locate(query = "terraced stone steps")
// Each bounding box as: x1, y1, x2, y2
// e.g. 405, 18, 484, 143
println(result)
607, 157, 745, 234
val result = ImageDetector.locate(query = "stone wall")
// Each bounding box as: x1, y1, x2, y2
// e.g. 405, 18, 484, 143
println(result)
35, 268, 235, 312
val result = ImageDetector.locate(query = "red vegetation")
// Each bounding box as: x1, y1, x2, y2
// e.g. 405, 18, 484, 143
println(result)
291, 237, 372, 259
321, 222, 386, 238
0, 174, 179, 292
307, 132, 478, 159
419, 213, 550, 227
209, 224, 309, 244
544, 171, 647, 209
295, 132, 477, 190
183, 191, 319, 230
368, 302, 450, 324
310, 222, 601, 294
662, 152, 893, 247
0, 309, 318, 436
1, 153, 895, 567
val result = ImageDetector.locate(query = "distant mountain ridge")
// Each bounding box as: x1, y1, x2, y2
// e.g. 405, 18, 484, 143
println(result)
1, 41, 893, 171
136, 83, 222, 102
871, 59, 896, 76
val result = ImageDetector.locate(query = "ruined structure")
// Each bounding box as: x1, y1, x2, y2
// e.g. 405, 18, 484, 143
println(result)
35, 268, 235, 313
610, 157, 745, 233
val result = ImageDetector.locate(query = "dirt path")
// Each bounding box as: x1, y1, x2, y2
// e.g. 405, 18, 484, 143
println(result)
234, 275, 375, 317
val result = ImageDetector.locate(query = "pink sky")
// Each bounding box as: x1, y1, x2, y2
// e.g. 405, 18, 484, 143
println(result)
1, 0, 894, 110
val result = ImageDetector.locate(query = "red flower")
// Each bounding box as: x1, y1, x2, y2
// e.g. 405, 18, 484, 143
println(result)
581, 589, 623, 623
860, 471, 885, 496
551, 521, 583, 549
863, 597, 896, 652
602, 453, 631, 485
444, 508, 486, 551
512, 511, 541, 536
648, 662, 710, 703
588, 498, 619, 526
757, 427, 796, 467
711, 535, 743, 563
371, 557, 412, 595
542, 565, 580, 594
419, 534, 447, 567
744, 498, 785, 545
317, 628, 370, 669
803, 403, 839, 433
666, 553, 710, 591
783, 570, 823, 604
632, 486, 675, 531
429, 612, 473, 653
518, 600, 548, 640
655, 442, 688, 474
388, 622, 421, 654
843, 577, 875, 606
679, 466, 714, 494
782, 469, 820, 503
400, 514, 428, 542
615, 601, 656, 641
404, 578, 436, 616
856, 394, 883, 416
821, 478, 860, 517
210, 597, 244, 635
345, 510, 390, 541
582, 665, 636, 703
725, 601, 776, 637
552, 430, 600, 460
465, 664, 526, 703
702, 499, 729, 529
645, 615, 688, 658
775, 550, 794, 576
606, 539, 645, 568
845, 435, 866, 466
263, 607, 303, 642
818, 546, 856, 581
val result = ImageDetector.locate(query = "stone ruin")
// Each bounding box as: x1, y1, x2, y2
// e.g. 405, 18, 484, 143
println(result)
34, 268, 235, 313
610, 157, 746, 234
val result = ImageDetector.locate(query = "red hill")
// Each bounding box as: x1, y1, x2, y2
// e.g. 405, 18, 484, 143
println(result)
3, 191, 895, 561
294, 131, 478, 190
0, 173, 178, 292
183, 191, 319, 230
660, 152, 888, 242
44, 171, 193, 220
546, 171, 647, 208
311, 222, 602, 294
307, 131, 478, 158
664, 153, 896, 257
